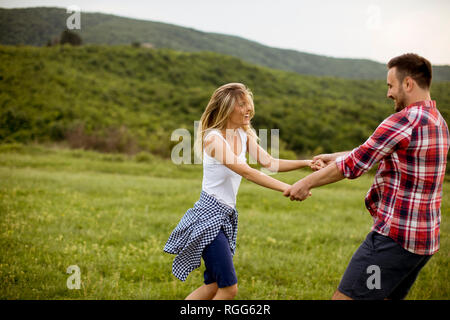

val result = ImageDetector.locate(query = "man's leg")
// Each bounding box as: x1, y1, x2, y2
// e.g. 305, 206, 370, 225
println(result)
335, 231, 431, 300
332, 290, 353, 300
387, 255, 432, 300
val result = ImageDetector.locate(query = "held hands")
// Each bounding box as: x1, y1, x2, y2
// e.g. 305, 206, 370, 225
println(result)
310, 159, 326, 171
285, 153, 338, 201
309, 153, 336, 171
304, 159, 326, 171
283, 179, 312, 201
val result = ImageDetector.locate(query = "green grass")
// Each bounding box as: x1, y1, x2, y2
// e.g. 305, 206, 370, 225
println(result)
0, 143, 449, 299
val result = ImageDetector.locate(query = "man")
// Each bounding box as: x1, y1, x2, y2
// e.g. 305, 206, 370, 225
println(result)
284, 53, 449, 300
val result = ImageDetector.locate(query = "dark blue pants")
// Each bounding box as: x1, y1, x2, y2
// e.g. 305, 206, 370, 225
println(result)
202, 229, 238, 288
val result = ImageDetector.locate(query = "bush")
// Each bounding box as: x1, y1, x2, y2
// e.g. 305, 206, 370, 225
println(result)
64, 123, 139, 155
60, 30, 82, 46
0, 108, 32, 141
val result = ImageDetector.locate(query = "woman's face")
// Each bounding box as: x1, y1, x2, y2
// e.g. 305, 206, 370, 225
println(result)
227, 96, 252, 128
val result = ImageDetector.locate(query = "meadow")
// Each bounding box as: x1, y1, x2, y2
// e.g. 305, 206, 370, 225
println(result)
0, 142, 448, 299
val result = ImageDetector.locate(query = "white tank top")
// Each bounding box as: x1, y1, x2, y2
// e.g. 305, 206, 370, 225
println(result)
202, 128, 247, 209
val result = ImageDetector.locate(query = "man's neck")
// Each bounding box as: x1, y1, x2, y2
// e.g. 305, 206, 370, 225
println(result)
406, 91, 431, 107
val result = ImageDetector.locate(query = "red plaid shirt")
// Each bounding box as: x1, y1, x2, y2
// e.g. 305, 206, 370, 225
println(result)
336, 100, 449, 255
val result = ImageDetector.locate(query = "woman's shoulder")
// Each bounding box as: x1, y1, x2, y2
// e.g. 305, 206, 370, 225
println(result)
238, 127, 248, 139
203, 130, 226, 157
203, 129, 222, 142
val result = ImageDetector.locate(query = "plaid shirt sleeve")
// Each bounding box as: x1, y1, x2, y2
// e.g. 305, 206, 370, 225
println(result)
336, 113, 413, 179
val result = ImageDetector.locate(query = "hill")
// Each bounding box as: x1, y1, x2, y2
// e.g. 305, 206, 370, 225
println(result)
1, 45, 449, 169
1, 7, 450, 81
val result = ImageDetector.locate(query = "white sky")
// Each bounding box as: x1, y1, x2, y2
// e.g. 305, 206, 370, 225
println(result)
1, 0, 449, 65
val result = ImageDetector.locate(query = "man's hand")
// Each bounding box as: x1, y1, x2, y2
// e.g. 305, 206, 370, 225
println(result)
285, 158, 346, 201
310, 159, 326, 171
311, 152, 351, 171
311, 153, 335, 171
283, 179, 312, 201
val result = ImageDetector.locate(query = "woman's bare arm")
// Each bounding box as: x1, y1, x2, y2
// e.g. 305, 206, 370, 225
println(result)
205, 135, 290, 192
247, 134, 312, 172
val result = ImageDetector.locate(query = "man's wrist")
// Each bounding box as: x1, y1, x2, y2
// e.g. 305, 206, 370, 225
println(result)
309, 161, 344, 189
335, 151, 351, 158
302, 174, 315, 190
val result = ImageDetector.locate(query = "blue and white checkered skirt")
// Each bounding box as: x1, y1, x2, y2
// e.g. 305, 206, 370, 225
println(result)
163, 190, 238, 281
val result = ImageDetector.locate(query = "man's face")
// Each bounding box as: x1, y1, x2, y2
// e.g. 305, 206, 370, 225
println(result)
387, 67, 407, 112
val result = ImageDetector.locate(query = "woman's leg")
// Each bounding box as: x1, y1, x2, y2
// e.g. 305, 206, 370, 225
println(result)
212, 283, 238, 300
185, 282, 218, 300
200, 229, 238, 300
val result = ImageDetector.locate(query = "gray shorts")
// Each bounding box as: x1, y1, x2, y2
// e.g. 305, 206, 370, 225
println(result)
338, 231, 432, 300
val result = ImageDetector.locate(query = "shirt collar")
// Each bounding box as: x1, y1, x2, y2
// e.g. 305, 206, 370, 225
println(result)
405, 100, 436, 110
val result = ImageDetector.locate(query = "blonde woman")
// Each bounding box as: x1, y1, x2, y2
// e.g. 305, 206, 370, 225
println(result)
164, 83, 312, 300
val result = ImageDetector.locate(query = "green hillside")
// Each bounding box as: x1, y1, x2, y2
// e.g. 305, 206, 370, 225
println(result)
1, 45, 449, 167
1, 7, 450, 81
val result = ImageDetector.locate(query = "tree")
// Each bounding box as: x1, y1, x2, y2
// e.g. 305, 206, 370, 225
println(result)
60, 30, 82, 46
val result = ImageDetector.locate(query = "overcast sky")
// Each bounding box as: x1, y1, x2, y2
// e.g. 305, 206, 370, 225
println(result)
1, 0, 449, 65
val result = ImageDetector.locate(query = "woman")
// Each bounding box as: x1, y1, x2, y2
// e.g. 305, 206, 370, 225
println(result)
164, 83, 312, 300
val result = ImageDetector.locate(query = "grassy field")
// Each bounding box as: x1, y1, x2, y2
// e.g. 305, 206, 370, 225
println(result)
0, 143, 448, 300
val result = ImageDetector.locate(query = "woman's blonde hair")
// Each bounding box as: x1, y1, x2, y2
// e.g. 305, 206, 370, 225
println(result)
194, 83, 258, 157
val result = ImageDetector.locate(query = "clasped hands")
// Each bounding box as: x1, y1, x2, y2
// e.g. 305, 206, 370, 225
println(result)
283, 154, 331, 201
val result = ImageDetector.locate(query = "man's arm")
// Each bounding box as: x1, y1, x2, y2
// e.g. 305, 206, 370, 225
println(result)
284, 112, 413, 201
283, 162, 344, 201
311, 151, 351, 171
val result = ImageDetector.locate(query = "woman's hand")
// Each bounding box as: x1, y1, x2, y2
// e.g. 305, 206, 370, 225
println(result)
311, 151, 351, 171
304, 160, 313, 169
310, 153, 342, 171
283, 180, 312, 201
310, 159, 326, 171
282, 183, 292, 195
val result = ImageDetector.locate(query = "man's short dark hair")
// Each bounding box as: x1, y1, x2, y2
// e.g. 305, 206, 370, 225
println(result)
387, 53, 432, 89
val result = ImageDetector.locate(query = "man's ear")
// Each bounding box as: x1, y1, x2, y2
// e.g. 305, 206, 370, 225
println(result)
403, 76, 414, 92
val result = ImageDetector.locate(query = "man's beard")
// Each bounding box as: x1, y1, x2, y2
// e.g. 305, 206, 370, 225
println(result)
393, 90, 407, 112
